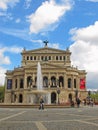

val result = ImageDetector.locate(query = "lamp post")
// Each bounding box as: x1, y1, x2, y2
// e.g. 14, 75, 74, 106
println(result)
75, 89, 78, 101
57, 89, 60, 104
11, 90, 14, 103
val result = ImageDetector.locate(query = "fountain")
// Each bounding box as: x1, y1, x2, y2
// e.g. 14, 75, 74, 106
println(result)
28, 62, 51, 104
37, 62, 43, 90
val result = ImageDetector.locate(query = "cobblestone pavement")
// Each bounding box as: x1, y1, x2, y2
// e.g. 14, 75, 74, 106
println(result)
0, 106, 98, 130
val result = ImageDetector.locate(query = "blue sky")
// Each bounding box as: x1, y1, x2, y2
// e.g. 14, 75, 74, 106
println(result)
0, 0, 98, 90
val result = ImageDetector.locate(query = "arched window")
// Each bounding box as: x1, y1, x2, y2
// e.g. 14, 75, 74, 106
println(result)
43, 76, 48, 88
59, 76, 64, 87
51, 76, 56, 87
68, 78, 71, 88
27, 76, 32, 87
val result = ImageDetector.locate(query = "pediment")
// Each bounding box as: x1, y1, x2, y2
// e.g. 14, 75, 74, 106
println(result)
22, 47, 66, 54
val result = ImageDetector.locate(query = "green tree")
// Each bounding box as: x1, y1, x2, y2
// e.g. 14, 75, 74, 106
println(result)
90, 92, 98, 102
0, 86, 5, 102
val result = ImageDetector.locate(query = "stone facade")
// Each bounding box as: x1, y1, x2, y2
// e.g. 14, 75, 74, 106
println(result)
4, 44, 87, 104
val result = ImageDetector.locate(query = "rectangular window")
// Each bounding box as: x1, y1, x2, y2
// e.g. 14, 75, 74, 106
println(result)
56, 56, 58, 60
60, 56, 62, 60
27, 56, 29, 60
20, 79, 24, 88
7, 79, 12, 89
49, 56, 51, 60
34, 56, 36, 60
30, 56, 32, 60
63, 56, 66, 61
41, 56, 43, 60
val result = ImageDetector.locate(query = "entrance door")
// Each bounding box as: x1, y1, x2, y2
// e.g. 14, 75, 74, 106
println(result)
19, 94, 23, 103
51, 92, 56, 104
68, 93, 72, 101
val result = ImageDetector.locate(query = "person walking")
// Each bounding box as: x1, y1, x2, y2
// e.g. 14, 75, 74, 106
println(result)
39, 96, 44, 110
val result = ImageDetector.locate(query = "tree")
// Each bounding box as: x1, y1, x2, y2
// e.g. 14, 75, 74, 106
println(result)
90, 92, 98, 103
0, 86, 5, 102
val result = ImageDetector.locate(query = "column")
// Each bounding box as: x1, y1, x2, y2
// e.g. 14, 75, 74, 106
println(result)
64, 73, 67, 89
56, 73, 59, 88
48, 73, 51, 88
24, 74, 27, 89
72, 75, 74, 90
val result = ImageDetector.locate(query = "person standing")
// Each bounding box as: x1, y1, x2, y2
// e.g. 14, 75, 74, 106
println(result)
76, 97, 81, 108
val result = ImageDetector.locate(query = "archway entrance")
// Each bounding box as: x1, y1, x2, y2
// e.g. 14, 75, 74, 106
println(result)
19, 94, 23, 103
68, 93, 72, 101
51, 92, 56, 104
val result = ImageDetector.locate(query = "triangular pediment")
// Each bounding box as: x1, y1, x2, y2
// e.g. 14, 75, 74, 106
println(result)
22, 47, 67, 54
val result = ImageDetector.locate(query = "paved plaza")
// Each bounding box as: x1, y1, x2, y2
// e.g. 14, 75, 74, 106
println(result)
0, 106, 98, 130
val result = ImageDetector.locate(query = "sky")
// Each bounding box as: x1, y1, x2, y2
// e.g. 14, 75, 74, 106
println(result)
0, 0, 98, 90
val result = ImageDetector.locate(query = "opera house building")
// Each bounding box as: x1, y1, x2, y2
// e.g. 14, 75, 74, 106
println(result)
4, 42, 87, 105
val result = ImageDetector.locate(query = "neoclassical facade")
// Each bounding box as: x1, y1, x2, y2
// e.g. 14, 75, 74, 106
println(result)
4, 43, 87, 104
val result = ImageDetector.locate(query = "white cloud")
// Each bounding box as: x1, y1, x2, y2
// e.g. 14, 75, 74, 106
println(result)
5, 46, 23, 53
0, 27, 30, 41
0, 47, 10, 65
0, 67, 6, 86
0, 45, 23, 65
69, 21, 98, 89
70, 21, 98, 72
27, 0, 72, 34
0, 0, 19, 10
0, 45, 22, 86
70, 21, 98, 45
48, 43, 60, 49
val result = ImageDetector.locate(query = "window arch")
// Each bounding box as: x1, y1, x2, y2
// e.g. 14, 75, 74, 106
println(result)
51, 76, 56, 87
59, 76, 64, 87
27, 76, 32, 87
43, 76, 48, 88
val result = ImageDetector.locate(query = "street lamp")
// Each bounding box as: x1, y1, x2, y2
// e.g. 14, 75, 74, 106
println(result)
75, 89, 78, 101
57, 89, 60, 104
11, 90, 14, 103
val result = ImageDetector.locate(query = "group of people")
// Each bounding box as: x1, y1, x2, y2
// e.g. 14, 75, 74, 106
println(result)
83, 98, 94, 106
70, 97, 94, 108
39, 96, 94, 109
70, 97, 81, 108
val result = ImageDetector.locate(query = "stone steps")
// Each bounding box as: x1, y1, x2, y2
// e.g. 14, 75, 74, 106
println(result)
0, 104, 70, 108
